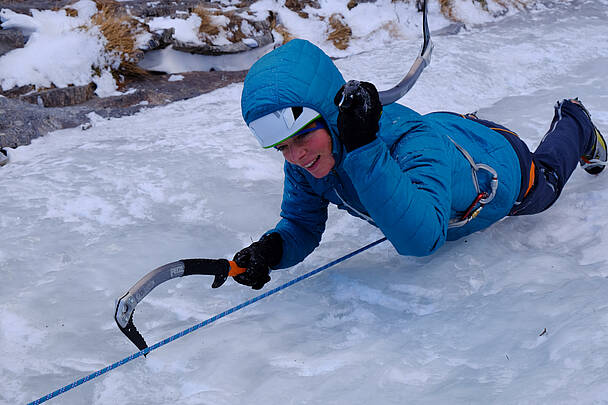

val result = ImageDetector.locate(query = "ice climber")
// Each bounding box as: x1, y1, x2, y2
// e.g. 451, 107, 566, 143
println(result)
231, 39, 607, 290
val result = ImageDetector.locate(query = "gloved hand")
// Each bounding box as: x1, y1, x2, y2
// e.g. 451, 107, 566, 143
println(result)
333, 80, 383, 153
233, 232, 283, 290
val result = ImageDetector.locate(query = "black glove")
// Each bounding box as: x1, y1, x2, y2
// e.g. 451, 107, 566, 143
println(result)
333, 80, 382, 153
233, 232, 283, 290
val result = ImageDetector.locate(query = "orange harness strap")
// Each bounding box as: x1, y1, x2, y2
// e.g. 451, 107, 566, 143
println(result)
489, 127, 520, 138
524, 161, 535, 198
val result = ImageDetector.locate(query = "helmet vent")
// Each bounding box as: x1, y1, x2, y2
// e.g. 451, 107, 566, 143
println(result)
291, 106, 303, 120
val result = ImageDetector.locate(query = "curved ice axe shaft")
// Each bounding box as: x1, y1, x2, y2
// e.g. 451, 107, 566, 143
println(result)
378, 0, 434, 106
114, 259, 246, 352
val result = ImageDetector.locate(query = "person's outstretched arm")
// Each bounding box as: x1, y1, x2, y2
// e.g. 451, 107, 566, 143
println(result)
272, 162, 330, 267
233, 162, 330, 289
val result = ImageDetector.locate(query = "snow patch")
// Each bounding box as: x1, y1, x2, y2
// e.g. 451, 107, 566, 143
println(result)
168, 74, 185, 82
0, 0, 119, 93
147, 14, 204, 45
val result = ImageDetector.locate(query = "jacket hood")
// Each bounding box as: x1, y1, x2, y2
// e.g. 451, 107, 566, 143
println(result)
241, 39, 346, 159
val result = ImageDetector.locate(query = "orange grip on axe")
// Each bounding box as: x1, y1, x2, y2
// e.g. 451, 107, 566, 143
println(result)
228, 260, 247, 277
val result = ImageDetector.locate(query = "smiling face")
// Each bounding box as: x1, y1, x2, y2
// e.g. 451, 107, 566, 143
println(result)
275, 122, 335, 178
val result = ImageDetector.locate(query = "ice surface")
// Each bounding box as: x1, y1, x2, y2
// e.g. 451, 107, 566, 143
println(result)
2, 0, 608, 404
138, 43, 274, 73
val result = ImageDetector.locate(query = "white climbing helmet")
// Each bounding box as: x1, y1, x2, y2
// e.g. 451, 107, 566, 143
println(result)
247, 106, 321, 148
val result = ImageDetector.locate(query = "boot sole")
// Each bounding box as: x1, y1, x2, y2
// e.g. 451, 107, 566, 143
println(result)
582, 127, 607, 175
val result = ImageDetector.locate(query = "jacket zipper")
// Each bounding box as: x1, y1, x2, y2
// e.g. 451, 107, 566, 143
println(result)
331, 169, 375, 224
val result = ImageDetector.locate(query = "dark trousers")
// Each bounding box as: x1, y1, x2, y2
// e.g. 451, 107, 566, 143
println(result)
466, 100, 595, 216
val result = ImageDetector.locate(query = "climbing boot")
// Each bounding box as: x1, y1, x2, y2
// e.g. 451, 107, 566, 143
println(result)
571, 99, 607, 175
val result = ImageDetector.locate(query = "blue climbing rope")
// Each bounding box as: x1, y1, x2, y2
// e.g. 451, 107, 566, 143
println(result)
27, 237, 387, 405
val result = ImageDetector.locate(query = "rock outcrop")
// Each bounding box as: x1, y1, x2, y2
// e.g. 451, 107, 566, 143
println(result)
0, 70, 246, 149
0, 1, 268, 151
0, 28, 24, 56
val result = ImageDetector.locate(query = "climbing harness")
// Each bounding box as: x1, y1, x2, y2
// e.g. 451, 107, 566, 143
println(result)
447, 136, 499, 228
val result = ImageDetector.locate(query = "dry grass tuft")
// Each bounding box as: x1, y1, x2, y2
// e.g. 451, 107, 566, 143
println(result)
274, 23, 295, 44
51, 1, 75, 12
90, 0, 148, 77
327, 13, 351, 50
507, 0, 529, 10
194, 6, 252, 44
354, 0, 533, 23
285, 0, 319, 17
193, 5, 220, 36
437, 0, 531, 21
381, 21, 404, 39
269, 11, 294, 45
224, 11, 247, 43
65, 7, 78, 17
438, 0, 458, 21
473, 0, 490, 12
284, 0, 305, 12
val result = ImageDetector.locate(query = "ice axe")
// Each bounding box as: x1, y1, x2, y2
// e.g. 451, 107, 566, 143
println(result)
377, 0, 434, 105
114, 259, 246, 352
336, 0, 433, 109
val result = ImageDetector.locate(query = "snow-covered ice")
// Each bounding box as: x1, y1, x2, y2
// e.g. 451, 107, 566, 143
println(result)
1, 0, 608, 404
0, 1, 121, 96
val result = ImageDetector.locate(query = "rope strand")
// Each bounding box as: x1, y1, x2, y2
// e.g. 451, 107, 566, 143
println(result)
27, 237, 387, 405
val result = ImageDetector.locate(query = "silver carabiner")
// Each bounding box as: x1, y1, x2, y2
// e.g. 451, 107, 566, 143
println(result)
447, 137, 499, 229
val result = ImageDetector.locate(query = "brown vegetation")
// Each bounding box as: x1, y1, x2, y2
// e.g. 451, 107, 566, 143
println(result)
438, 0, 530, 22
285, 0, 321, 18
193, 5, 220, 36
284, 0, 320, 12
269, 11, 294, 45
64, 7, 78, 17
327, 13, 351, 50
90, 0, 148, 77
224, 11, 247, 43
495, 0, 529, 10
194, 6, 255, 44
346, 0, 531, 22
439, 0, 457, 21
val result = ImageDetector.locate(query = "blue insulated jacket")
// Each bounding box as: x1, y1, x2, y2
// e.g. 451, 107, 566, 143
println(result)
241, 39, 522, 269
